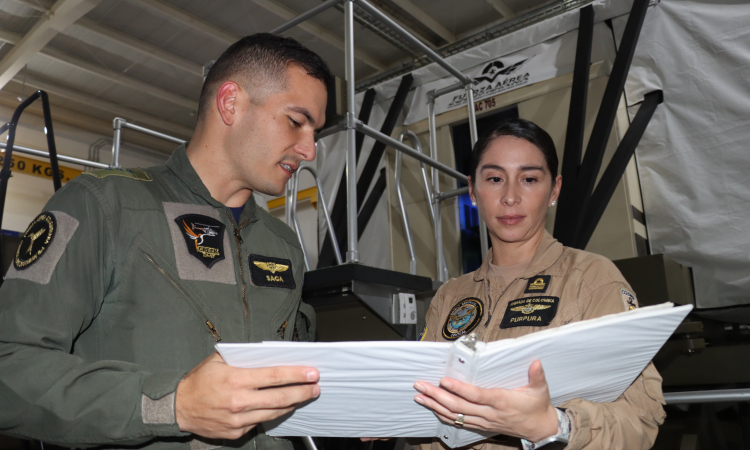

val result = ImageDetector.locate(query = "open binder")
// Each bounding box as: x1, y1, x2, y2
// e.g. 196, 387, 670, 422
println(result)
217, 303, 691, 448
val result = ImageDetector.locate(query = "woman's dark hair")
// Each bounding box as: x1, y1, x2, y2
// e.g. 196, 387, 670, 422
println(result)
468, 118, 558, 185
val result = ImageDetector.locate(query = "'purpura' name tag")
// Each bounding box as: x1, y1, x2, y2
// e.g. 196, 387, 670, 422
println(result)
500, 296, 559, 328
249, 254, 295, 289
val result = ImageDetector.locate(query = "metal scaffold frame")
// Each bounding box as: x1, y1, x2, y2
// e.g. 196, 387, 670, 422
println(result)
273, 0, 482, 281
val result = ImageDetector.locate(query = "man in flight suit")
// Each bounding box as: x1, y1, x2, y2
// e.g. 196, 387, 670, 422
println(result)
0, 33, 331, 450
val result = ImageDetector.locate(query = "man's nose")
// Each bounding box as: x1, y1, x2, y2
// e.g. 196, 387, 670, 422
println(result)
296, 132, 316, 161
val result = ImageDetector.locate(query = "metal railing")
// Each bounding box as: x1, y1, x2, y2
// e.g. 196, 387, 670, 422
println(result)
112, 118, 186, 168
290, 165, 342, 271
664, 388, 750, 404
272, 0, 480, 282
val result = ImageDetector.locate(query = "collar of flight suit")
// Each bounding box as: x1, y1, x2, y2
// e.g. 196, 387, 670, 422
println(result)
472, 230, 565, 283
165, 143, 260, 225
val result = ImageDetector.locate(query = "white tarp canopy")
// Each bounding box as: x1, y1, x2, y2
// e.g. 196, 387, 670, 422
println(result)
319, 0, 750, 309
624, 0, 750, 308
316, 0, 628, 271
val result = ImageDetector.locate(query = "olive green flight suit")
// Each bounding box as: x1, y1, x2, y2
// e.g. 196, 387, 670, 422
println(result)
0, 145, 313, 450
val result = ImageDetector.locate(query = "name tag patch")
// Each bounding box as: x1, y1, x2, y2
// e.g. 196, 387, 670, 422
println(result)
524, 275, 551, 294
442, 298, 484, 341
500, 296, 559, 328
249, 254, 295, 289
15, 212, 56, 270
175, 214, 226, 268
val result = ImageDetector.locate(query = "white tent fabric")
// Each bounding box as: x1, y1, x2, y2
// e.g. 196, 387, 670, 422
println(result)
316, 0, 630, 271
624, 0, 750, 308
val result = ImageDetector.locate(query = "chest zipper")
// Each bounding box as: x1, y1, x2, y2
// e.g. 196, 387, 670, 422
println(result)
143, 252, 221, 342
226, 211, 252, 335
484, 278, 520, 328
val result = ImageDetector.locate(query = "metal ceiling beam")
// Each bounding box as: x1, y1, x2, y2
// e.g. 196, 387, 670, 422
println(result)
5, 0, 203, 76
14, 73, 194, 138
0, 28, 198, 111
250, 0, 386, 70
485, 0, 516, 19
129, 0, 238, 43
389, 0, 455, 43
75, 19, 203, 76
130, 0, 385, 71
0, 0, 100, 90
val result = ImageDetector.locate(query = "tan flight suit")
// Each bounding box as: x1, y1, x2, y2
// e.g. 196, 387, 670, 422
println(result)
420, 231, 666, 450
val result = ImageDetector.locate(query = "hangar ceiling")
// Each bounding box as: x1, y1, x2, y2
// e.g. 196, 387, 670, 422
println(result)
0, 0, 555, 151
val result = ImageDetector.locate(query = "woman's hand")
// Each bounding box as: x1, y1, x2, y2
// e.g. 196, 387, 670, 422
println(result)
413, 360, 558, 443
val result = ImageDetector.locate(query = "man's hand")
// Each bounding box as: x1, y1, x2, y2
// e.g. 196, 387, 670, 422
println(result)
413, 360, 558, 443
175, 352, 320, 439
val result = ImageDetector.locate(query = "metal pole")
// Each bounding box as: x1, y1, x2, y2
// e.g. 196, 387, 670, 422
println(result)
466, 85, 489, 259
269, 0, 343, 35
434, 81, 465, 99
435, 186, 470, 202
285, 178, 294, 226
427, 93, 443, 280
434, 197, 446, 282
355, 121, 467, 183
344, 0, 359, 263
664, 389, 750, 405
352, 0, 472, 86
291, 172, 311, 271
0, 143, 110, 169
400, 130, 435, 221
121, 121, 186, 144
112, 118, 123, 168
395, 149, 416, 275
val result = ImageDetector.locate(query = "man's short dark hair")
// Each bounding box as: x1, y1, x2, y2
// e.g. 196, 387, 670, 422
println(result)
197, 33, 333, 120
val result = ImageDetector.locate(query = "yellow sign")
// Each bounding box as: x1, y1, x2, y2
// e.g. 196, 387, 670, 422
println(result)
0, 153, 83, 183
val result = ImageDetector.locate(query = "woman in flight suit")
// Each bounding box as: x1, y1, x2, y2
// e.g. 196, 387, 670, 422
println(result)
413, 119, 666, 450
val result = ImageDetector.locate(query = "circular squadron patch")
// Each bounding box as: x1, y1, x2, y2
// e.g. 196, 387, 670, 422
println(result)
442, 298, 484, 341
15, 212, 56, 270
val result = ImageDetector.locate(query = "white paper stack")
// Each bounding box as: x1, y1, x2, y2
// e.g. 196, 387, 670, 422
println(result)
217, 303, 692, 448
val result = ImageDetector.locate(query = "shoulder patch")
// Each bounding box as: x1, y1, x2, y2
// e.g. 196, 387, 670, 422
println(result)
14, 212, 56, 270
84, 167, 151, 181
442, 298, 484, 340
419, 324, 428, 341
5, 211, 79, 285
621, 288, 638, 311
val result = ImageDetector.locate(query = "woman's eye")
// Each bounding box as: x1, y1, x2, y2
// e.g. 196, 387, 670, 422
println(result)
487, 176, 502, 183
523, 177, 538, 184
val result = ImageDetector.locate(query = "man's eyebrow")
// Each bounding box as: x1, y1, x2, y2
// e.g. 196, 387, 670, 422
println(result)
286, 106, 316, 126
520, 165, 545, 172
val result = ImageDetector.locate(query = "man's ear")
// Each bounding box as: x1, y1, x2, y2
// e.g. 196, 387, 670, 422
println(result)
216, 81, 240, 126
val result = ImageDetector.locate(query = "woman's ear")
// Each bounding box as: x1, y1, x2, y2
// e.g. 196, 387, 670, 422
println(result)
550, 175, 562, 205
468, 177, 478, 207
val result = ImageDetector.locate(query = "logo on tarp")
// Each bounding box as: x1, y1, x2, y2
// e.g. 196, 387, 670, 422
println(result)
15, 212, 56, 270
442, 298, 484, 341
500, 296, 559, 329
249, 254, 295, 289
175, 214, 225, 268
473, 59, 530, 84
446, 56, 534, 109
